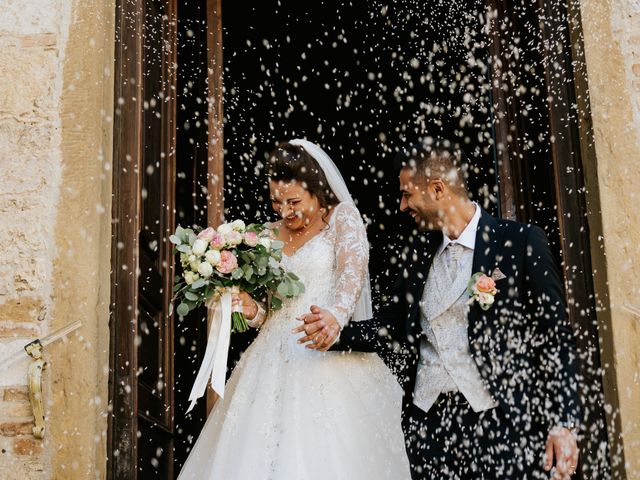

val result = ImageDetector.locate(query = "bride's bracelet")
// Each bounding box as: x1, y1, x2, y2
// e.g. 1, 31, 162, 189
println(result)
247, 300, 267, 328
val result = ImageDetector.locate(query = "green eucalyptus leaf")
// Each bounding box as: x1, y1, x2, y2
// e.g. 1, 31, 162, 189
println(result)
270, 268, 282, 278
176, 302, 190, 317
232, 268, 244, 280
277, 282, 289, 297
192, 278, 206, 289
243, 265, 254, 280
270, 296, 283, 310
268, 257, 280, 268
184, 291, 199, 301
169, 235, 182, 245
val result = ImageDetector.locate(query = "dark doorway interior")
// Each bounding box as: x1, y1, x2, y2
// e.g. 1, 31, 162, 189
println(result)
219, 1, 610, 479
221, 0, 497, 315
172, 0, 211, 475
111, 1, 612, 479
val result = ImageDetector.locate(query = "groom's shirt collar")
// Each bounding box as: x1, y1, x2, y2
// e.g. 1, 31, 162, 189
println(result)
436, 203, 481, 256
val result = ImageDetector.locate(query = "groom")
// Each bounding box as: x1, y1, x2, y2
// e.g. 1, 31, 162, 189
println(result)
295, 140, 581, 479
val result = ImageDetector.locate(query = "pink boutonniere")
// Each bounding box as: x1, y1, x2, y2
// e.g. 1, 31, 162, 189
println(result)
467, 272, 499, 310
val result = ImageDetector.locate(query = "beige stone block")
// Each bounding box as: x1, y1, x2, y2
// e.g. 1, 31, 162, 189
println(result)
18, 34, 57, 49
0, 44, 59, 116
0, 1, 63, 36
0, 298, 46, 323
0, 401, 32, 418
0, 418, 34, 436
0, 322, 40, 339
0, 120, 59, 196
12, 437, 42, 456
2, 387, 29, 402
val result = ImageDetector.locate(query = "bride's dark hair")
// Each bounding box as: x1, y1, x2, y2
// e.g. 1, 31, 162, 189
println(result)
267, 142, 339, 212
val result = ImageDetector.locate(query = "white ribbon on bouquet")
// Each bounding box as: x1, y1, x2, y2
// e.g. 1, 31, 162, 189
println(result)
186, 286, 241, 412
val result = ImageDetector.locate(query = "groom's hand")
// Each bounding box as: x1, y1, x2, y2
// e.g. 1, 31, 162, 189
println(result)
544, 426, 579, 478
293, 305, 341, 351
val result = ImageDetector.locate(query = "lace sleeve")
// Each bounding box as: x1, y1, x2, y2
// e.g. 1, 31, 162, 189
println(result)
330, 203, 370, 328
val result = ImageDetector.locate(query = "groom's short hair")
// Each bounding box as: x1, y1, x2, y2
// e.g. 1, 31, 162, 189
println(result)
393, 138, 469, 197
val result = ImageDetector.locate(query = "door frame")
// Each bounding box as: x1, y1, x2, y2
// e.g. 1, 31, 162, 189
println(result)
485, 0, 615, 477
108, 0, 143, 476
109, 0, 616, 477
108, 0, 178, 476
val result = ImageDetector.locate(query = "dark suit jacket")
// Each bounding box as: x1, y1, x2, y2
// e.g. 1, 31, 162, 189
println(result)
334, 209, 582, 436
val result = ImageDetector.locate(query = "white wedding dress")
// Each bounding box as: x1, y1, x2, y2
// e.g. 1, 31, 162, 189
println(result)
178, 202, 411, 479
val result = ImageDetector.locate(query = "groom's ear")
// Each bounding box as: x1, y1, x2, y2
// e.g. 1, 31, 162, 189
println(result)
430, 178, 446, 199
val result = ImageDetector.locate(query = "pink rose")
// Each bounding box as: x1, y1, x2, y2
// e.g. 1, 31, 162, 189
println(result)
197, 227, 216, 242
243, 231, 259, 247
216, 250, 238, 274
210, 233, 226, 250
476, 275, 496, 294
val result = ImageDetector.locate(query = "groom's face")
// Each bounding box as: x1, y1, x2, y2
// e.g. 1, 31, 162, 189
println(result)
398, 168, 441, 231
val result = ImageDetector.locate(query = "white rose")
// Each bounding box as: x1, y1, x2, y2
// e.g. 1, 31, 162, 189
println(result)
205, 249, 221, 266
477, 292, 495, 305
227, 231, 243, 246
198, 262, 214, 278
258, 238, 272, 250
184, 271, 199, 285
231, 219, 246, 232
217, 223, 233, 235
192, 239, 208, 256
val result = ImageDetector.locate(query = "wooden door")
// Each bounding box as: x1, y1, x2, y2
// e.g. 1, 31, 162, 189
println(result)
136, 0, 177, 477
109, 0, 178, 477
485, 0, 611, 477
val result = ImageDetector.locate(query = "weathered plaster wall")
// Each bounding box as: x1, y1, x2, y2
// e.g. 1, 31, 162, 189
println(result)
0, 1, 114, 478
580, 0, 640, 478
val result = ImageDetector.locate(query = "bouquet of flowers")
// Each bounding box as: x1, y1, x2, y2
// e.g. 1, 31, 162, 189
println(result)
170, 219, 304, 333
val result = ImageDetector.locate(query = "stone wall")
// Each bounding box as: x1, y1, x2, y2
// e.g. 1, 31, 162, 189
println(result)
0, 1, 114, 478
580, 0, 640, 478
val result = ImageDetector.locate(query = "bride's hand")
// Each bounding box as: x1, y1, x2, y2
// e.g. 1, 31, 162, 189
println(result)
232, 290, 259, 320
293, 305, 340, 351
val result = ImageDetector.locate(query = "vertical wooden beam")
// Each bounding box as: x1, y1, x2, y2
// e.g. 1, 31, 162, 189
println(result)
484, 0, 522, 220
205, 0, 224, 414
565, 1, 624, 476
535, 0, 612, 478
160, 0, 178, 461
108, 0, 143, 477
207, 0, 224, 228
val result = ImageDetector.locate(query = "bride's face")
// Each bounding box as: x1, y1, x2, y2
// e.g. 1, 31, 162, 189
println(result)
269, 180, 322, 231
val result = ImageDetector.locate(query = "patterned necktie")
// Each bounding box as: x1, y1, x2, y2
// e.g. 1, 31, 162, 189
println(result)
446, 242, 464, 281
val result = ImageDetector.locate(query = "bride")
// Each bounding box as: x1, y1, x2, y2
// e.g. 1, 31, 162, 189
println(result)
178, 139, 411, 479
